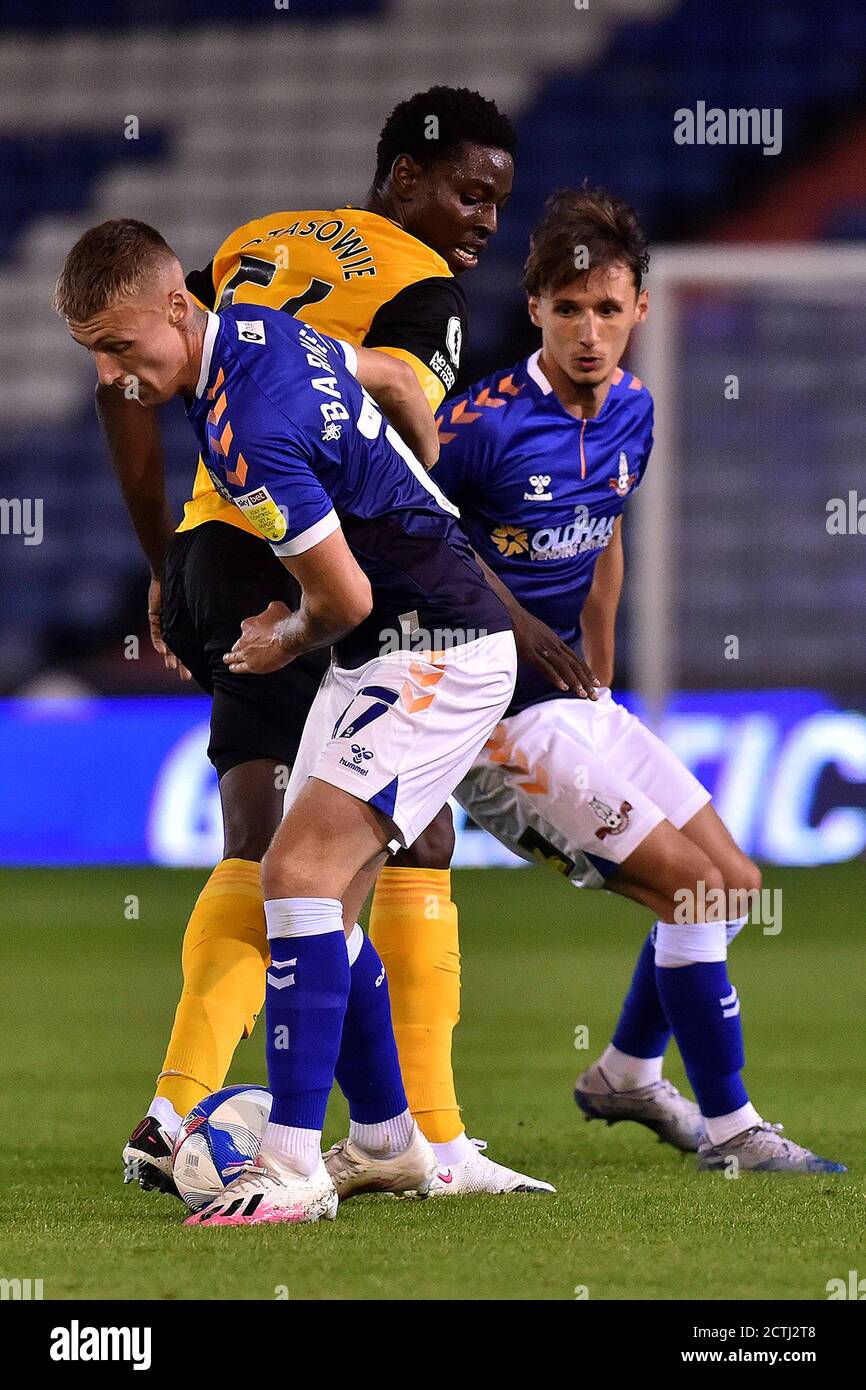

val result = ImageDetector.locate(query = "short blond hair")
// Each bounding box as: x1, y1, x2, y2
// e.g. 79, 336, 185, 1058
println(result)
54, 218, 178, 322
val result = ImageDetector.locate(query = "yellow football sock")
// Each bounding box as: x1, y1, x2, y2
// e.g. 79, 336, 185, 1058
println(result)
369, 866, 464, 1144
155, 858, 268, 1119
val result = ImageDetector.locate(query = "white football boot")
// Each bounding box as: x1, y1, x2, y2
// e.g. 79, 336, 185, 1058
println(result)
575, 1061, 704, 1152
426, 1139, 556, 1196
324, 1121, 437, 1199
184, 1155, 338, 1227
697, 1122, 847, 1174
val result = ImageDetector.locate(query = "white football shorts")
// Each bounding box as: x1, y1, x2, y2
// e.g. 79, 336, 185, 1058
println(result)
455, 688, 711, 888
286, 631, 517, 848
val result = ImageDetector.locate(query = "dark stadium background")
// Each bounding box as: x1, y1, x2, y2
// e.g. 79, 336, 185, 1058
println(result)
0, 0, 864, 869
2, 0, 865, 1311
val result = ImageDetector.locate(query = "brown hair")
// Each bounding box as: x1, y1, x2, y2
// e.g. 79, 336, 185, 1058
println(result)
53, 218, 177, 321
523, 186, 649, 297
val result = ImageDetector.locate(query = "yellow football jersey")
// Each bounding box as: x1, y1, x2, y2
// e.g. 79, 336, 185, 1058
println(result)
179, 208, 466, 534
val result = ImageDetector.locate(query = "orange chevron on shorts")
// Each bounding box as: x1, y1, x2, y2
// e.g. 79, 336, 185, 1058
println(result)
401, 657, 445, 714
401, 688, 435, 713
408, 660, 446, 686
519, 765, 549, 795
483, 725, 548, 794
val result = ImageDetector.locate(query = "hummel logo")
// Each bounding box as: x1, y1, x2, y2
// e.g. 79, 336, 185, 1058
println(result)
351, 744, 373, 764
524, 473, 553, 501
267, 957, 298, 991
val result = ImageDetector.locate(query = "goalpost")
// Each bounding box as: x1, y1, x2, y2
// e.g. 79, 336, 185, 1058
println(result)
628, 244, 866, 723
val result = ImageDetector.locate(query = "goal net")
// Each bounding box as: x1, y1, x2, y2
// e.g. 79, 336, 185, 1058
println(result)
627, 244, 866, 717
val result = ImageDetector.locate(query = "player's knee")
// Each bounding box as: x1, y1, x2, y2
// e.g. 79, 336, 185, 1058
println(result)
260, 842, 308, 900
393, 804, 455, 870
726, 854, 762, 898
661, 855, 725, 922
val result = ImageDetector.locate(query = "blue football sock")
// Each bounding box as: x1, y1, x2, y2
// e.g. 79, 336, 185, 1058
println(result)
654, 922, 748, 1118
611, 929, 672, 1060
335, 927, 408, 1124
263, 898, 350, 1133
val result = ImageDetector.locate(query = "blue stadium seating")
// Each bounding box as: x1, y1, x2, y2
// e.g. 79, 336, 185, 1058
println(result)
0, 132, 166, 254
0, 1, 380, 26
1, 0, 864, 688
469, 0, 866, 359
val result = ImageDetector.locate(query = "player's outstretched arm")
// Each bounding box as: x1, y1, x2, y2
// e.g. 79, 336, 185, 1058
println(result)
94, 384, 191, 680
579, 515, 624, 688
352, 346, 440, 470
223, 528, 373, 675
473, 553, 599, 700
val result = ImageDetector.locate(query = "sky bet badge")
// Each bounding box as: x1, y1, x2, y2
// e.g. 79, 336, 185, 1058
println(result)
233, 486, 288, 541
609, 450, 637, 496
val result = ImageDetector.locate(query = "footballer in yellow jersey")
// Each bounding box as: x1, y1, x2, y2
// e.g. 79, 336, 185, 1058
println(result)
178, 205, 470, 535
100, 88, 580, 1198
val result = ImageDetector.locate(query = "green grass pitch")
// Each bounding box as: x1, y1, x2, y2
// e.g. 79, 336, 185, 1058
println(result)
2, 864, 863, 1301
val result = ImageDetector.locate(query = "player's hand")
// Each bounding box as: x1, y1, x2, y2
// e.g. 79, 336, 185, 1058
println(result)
148, 575, 192, 682
224, 601, 295, 675
511, 607, 600, 699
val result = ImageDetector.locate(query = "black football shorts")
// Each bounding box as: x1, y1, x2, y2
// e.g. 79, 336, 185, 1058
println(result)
161, 521, 329, 780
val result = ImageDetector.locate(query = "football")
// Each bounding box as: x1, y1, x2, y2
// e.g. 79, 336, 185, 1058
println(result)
172, 1085, 273, 1212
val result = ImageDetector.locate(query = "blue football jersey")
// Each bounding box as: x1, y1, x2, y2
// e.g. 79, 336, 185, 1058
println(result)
432, 350, 653, 713
186, 305, 510, 667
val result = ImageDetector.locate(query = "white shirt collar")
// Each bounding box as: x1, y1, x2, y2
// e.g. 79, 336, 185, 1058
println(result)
526, 349, 553, 395
194, 310, 220, 399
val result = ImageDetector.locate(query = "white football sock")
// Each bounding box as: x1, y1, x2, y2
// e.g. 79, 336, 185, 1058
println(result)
147, 1095, 184, 1138
349, 1107, 415, 1156
261, 1122, 322, 1178
598, 1043, 663, 1091
432, 1132, 475, 1166
705, 1102, 763, 1147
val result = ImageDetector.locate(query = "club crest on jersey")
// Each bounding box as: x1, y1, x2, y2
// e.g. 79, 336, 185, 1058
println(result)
236, 320, 266, 344
524, 473, 553, 501
590, 796, 633, 839
445, 316, 463, 368
491, 524, 530, 556
609, 451, 637, 496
